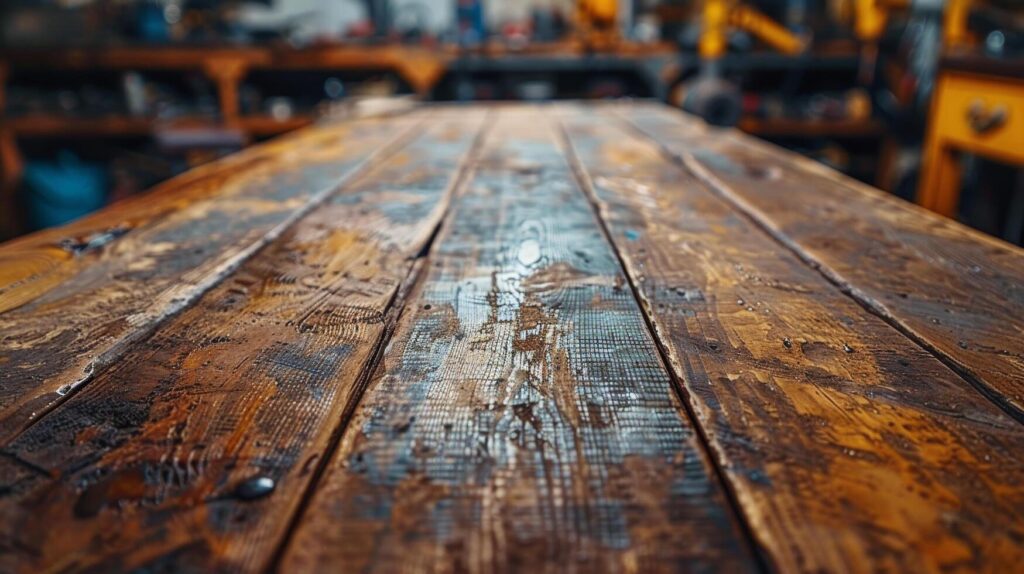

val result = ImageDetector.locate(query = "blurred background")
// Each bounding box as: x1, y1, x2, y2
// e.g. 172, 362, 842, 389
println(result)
0, 0, 1021, 243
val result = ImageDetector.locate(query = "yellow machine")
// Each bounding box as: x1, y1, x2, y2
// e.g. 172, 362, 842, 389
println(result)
683, 0, 807, 125
694, 0, 979, 63
853, 0, 975, 46
682, 0, 982, 125
577, 0, 620, 48
698, 0, 806, 60
852, 0, 977, 82
578, 0, 618, 28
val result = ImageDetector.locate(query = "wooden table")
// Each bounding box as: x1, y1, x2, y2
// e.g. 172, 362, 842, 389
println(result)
1, 102, 1023, 573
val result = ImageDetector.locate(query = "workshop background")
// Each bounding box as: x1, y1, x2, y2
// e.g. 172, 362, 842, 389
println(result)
0, 0, 1021, 244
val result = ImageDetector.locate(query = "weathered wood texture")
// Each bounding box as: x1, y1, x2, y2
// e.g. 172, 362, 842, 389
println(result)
0, 102, 1023, 574
0, 118, 404, 315
281, 109, 758, 573
0, 111, 486, 573
0, 114, 417, 441
617, 103, 1024, 421
560, 108, 1024, 573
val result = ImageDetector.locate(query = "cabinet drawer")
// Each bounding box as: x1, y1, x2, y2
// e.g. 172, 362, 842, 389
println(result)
937, 72, 1024, 162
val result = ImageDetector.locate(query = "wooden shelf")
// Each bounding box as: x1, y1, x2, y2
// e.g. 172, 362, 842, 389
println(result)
6, 114, 314, 138
738, 117, 886, 138
8, 115, 210, 137
1, 44, 446, 95
238, 115, 314, 135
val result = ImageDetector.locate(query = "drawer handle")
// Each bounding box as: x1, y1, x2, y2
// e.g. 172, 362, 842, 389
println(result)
967, 101, 1008, 134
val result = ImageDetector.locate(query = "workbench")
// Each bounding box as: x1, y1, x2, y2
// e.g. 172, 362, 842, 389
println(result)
0, 102, 1022, 573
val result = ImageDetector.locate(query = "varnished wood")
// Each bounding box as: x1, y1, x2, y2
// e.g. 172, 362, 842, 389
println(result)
0, 102, 1022, 573
0, 110, 487, 573
0, 124, 345, 312
616, 102, 1024, 422
560, 107, 1024, 572
0, 114, 417, 442
280, 109, 758, 573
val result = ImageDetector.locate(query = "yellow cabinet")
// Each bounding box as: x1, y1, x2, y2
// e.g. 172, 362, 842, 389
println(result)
918, 63, 1024, 217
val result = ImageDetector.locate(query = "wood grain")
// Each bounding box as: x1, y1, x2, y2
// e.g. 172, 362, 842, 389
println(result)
560, 107, 1024, 573
2, 101, 1022, 573
0, 114, 419, 441
617, 103, 1024, 421
0, 111, 487, 573
0, 120, 376, 314
280, 108, 759, 573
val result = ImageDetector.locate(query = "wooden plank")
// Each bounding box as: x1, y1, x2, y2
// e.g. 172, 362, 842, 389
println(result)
0, 111, 487, 573
0, 120, 366, 313
0, 114, 419, 441
559, 107, 1024, 573
279, 108, 759, 573
617, 103, 1024, 421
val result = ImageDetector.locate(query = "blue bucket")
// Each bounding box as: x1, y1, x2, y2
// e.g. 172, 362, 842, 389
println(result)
23, 151, 108, 230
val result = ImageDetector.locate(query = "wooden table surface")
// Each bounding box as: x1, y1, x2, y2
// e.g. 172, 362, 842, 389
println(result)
1, 102, 1023, 573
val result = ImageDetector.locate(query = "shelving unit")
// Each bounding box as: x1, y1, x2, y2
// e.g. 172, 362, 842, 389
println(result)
0, 41, 892, 238
0, 45, 445, 128
0, 44, 447, 237
738, 117, 887, 138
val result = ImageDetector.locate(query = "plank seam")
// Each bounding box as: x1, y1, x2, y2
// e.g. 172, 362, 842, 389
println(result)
265, 257, 422, 573
615, 110, 1024, 426
266, 111, 494, 574
554, 112, 774, 574
3, 115, 429, 447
